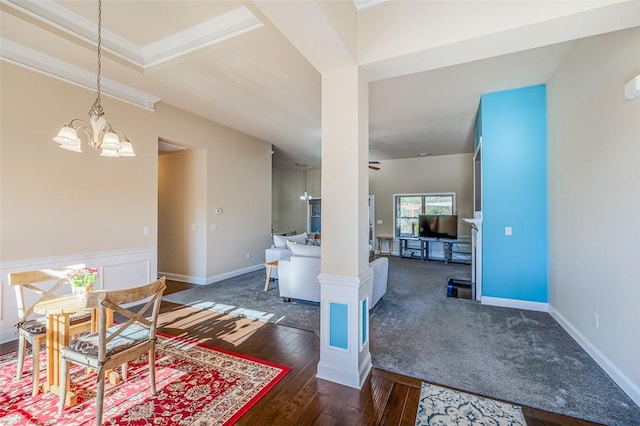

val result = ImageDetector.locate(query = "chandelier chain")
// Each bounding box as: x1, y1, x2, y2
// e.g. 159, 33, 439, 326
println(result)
89, 0, 104, 118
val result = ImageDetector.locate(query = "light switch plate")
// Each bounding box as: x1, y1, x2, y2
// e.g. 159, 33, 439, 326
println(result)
505, 226, 512, 236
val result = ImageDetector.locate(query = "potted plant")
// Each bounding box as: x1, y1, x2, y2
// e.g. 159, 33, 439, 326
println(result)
67, 267, 99, 299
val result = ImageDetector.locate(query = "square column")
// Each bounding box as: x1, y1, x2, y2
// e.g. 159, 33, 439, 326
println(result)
317, 270, 373, 388
316, 66, 371, 388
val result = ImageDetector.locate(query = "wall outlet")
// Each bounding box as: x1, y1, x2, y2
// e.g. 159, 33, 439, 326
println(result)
377, 219, 383, 225
593, 313, 599, 329
505, 226, 512, 236
143, 226, 150, 236
210, 224, 217, 231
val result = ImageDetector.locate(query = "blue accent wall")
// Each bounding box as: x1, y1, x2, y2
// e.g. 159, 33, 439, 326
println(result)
480, 84, 548, 302
329, 303, 348, 349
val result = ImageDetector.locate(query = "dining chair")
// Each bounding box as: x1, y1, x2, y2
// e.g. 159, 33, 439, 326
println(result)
58, 277, 167, 425
9, 269, 93, 396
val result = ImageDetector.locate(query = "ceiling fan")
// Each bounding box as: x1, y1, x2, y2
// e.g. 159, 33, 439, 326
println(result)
369, 161, 381, 170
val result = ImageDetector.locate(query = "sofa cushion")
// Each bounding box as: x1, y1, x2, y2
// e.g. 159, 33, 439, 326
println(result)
286, 232, 308, 245
273, 232, 308, 248
273, 234, 287, 248
288, 242, 321, 258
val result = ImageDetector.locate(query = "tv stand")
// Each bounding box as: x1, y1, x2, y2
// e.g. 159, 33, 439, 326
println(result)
399, 237, 468, 264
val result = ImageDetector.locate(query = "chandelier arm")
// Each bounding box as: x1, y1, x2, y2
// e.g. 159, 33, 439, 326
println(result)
76, 127, 92, 144
67, 118, 89, 129
68, 119, 92, 142
112, 129, 130, 141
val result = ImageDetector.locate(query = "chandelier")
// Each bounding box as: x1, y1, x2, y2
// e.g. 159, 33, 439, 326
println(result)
52, 0, 135, 157
298, 163, 312, 201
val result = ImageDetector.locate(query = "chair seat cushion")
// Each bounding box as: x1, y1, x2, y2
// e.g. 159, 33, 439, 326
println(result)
18, 313, 92, 335
18, 318, 46, 334
67, 323, 150, 357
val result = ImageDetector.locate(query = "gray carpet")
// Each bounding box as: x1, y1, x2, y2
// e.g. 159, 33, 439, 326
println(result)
163, 257, 640, 425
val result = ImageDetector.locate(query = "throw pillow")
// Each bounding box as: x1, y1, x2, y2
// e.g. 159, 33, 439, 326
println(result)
273, 234, 288, 248
308, 238, 321, 246
289, 242, 321, 258
286, 232, 308, 245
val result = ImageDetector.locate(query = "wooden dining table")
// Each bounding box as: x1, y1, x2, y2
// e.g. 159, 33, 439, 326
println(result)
34, 293, 113, 407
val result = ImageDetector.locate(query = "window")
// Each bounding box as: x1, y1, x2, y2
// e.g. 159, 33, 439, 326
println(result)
394, 193, 455, 237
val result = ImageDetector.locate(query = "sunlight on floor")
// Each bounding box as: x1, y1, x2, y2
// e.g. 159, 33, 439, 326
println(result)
158, 303, 274, 347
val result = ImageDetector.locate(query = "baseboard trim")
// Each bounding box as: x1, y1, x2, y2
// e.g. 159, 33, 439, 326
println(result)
549, 305, 640, 407
316, 353, 372, 390
159, 272, 207, 285
159, 263, 264, 286
207, 264, 264, 284
481, 296, 549, 312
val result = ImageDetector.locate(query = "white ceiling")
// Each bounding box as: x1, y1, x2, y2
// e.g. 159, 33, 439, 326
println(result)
1, 1, 637, 168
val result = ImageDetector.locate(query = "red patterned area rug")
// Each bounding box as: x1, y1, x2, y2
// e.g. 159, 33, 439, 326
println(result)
0, 334, 290, 425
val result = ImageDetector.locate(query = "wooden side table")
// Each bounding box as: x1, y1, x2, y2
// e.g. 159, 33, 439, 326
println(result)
264, 260, 278, 291
377, 236, 394, 257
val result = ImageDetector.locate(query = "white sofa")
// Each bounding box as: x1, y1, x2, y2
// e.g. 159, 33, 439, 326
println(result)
265, 248, 290, 279
278, 243, 388, 308
278, 253, 322, 302
369, 257, 389, 308
265, 233, 309, 279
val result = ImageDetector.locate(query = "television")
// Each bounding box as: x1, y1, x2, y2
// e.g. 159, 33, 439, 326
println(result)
419, 214, 458, 240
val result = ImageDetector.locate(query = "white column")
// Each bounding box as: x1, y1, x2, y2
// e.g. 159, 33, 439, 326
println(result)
316, 65, 372, 389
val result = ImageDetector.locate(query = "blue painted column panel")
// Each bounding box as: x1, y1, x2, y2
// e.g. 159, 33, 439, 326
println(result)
329, 302, 348, 349
480, 84, 548, 303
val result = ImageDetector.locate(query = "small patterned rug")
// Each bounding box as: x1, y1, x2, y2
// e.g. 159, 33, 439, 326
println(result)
416, 382, 527, 426
0, 334, 290, 425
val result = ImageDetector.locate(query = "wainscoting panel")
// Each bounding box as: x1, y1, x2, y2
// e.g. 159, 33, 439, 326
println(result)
0, 246, 157, 343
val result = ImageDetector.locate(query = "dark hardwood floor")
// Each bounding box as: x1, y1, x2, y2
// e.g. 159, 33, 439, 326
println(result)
150, 290, 603, 426
1, 281, 603, 425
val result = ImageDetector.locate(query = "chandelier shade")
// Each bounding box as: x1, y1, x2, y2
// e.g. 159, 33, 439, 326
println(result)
59, 142, 83, 153
52, 0, 135, 158
53, 127, 80, 146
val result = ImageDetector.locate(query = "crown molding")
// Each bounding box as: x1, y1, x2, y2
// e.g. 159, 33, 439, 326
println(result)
352, 0, 388, 11
0, 38, 160, 111
1, 1, 263, 69
143, 7, 264, 68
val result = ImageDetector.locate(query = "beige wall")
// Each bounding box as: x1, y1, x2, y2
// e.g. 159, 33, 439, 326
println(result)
548, 27, 640, 397
206, 132, 272, 277
0, 62, 272, 283
1, 63, 158, 260
272, 167, 321, 234
369, 154, 474, 243
158, 150, 207, 279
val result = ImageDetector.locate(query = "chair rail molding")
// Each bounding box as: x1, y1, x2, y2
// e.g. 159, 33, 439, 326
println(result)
0, 246, 157, 342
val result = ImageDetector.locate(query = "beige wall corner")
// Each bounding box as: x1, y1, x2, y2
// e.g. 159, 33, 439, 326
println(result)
548, 26, 640, 402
